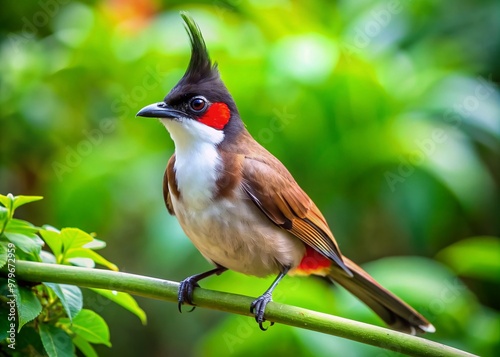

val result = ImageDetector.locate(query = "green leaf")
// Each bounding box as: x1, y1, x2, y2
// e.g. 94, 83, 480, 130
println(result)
0, 243, 8, 269
0, 305, 11, 341
15, 286, 43, 331
60, 228, 93, 251
42, 225, 61, 233
5, 218, 40, 235
436, 236, 500, 282
73, 335, 98, 357
4, 229, 38, 240
0, 206, 8, 225
4, 232, 43, 256
0, 194, 14, 209
91, 288, 147, 325
60, 309, 111, 347
44, 283, 83, 322
15, 326, 46, 355
83, 238, 107, 250
40, 229, 63, 258
40, 250, 57, 263
39, 323, 74, 357
65, 248, 118, 271
67, 257, 95, 268
12, 195, 43, 211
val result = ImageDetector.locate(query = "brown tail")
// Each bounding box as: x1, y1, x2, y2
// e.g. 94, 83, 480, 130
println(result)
328, 257, 435, 335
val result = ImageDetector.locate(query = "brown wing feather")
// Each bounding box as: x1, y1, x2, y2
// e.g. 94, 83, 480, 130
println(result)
163, 154, 178, 216
242, 156, 352, 276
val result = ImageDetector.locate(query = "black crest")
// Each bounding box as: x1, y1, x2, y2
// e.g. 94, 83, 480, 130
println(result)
179, 13, 219, 84
164, 13, 244, 138
165, 13, 239, 117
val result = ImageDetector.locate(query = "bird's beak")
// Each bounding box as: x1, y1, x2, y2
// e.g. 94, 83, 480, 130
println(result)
136, 102, 184, 119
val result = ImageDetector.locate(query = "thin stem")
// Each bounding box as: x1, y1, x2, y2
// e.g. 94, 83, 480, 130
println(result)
7, 261, 477, 357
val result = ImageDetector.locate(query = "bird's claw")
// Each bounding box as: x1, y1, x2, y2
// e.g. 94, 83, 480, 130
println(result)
178, 277, 200, 313
250, 292, 275, 331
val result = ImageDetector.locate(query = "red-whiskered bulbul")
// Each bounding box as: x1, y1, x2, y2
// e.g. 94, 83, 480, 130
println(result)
136, 13, 435, 335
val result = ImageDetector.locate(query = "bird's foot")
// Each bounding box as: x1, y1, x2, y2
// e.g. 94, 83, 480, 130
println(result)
250, 292, 274, 331
178, 277, 200, 313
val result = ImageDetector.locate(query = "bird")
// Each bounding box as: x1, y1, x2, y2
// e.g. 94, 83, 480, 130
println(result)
136, 13, 435, 335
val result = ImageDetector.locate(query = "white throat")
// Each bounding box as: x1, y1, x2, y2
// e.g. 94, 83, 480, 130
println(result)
161, 118, 224, 209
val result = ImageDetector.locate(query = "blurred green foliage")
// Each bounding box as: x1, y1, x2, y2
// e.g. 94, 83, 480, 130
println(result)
0, 194, 145, 356
1, 0, 499, 356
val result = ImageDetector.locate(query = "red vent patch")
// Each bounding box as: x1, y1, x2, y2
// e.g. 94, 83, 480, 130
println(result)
296, 245, 332, 274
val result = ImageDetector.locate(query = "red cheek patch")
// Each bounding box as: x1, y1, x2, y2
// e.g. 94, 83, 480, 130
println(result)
296, 245, 332, 274
198, 102, 230, 130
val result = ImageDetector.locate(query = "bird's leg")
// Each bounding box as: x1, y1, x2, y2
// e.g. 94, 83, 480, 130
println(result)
178, 266, 227, 312
250, 266, 290, 331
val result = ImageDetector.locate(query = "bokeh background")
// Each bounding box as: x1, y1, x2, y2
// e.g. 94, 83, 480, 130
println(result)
1, 0, 499, 356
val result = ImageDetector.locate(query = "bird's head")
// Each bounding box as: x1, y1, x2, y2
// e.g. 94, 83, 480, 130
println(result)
137, 13, 243, 147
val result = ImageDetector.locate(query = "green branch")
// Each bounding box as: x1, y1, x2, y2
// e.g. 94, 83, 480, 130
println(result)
12, 261, 476, 357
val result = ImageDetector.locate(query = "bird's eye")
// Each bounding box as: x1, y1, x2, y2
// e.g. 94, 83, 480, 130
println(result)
189, 97, 207, 112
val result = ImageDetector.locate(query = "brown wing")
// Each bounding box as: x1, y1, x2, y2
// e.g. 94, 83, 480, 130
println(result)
163, 154, 178, 216
241, 156, 352, 276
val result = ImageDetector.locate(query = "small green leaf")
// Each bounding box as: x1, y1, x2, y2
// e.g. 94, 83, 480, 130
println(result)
0, 305, 10, 341
39, 323, 74, 357
14, 326, 46, 355
83, 238, 107, 250
4, 229, 38, 240
0, 195, 8, 207
60, 228, 93, 251
67, 257, 95, 268
0, 206, 8, 224
0, 243, 8, 268
42, 225, 61, 233
12, 195, 43, 211
5, 219, 40, 235
61, 309, 111, 347
15, 286, 43, 331
40, 250, 57, 263
44, 283, 83, 322
0, 194, 14, 209
73, 335, 98, 357
40, 229, 63, 257
4, 232, 43, 256
91, 288, 147, 325
65, 248, 118, 271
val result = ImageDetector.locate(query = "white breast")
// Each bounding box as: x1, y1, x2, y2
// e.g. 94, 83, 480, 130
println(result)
161, 118, 223, 209
161, 117, 305, 277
